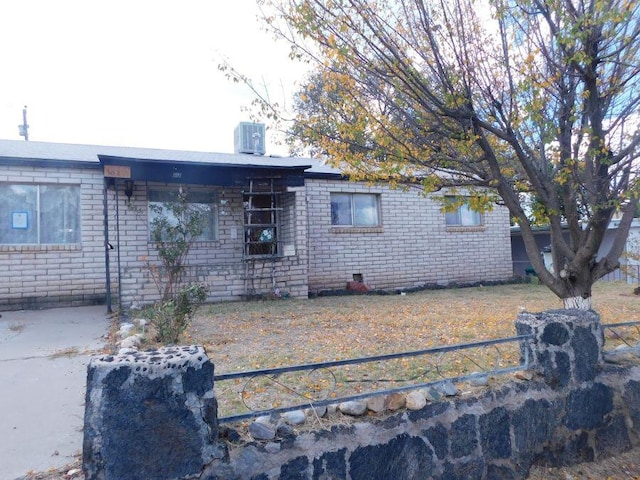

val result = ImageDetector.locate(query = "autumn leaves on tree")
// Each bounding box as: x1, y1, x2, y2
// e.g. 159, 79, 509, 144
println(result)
234, 0, 640, 309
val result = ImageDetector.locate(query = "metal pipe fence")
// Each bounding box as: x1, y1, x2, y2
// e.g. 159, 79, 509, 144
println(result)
603, 321, 640, 354
213, 321, 640, 424
214, 335, 532, 424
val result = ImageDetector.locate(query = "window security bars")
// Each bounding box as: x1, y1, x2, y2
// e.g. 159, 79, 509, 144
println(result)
214, 335, 532, 424
243, 178, 282, 258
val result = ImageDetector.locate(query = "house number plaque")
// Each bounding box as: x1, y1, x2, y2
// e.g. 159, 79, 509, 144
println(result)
104, 165, 132, 179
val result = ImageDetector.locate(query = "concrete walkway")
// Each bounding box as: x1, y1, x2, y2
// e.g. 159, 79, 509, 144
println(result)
0, 305, 110, 480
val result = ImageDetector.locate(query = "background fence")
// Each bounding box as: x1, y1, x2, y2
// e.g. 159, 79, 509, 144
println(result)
513, 261, 640, 284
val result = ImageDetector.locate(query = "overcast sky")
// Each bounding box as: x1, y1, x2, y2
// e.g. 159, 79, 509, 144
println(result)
0, 0, 306, 155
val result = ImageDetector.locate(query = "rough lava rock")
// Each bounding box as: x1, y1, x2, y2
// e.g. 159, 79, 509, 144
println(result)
83, 345, 222, 480
249, 421, 277, 440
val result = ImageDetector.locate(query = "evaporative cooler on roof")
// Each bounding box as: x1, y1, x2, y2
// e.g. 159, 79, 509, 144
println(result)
234, 122, 266, 155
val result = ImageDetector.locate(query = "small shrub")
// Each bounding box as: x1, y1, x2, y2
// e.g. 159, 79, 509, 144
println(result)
150, 283, 208, 344
134, 188, 210, 344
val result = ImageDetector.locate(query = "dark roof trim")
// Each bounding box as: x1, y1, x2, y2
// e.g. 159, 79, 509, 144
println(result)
303, 170, 344, 180
0, 155, 100, 169
99, 155, 309, 187
98, 154, 311, 170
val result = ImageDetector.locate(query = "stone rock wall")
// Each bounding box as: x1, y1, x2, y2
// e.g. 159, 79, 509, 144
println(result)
516, 309, 604, 387
203, 369, 640, 479
83, 346, 223, 480
83, 310, 640, 479
202, 310, 638, 479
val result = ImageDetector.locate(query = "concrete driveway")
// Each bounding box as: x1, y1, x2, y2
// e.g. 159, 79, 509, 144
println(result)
0, 305, 110, 480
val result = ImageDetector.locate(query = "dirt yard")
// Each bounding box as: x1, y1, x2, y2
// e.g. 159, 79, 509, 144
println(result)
186, 282, 640, 415
27, 281, 640, 479
188, 281, 640, 479
191, 282, 640, 373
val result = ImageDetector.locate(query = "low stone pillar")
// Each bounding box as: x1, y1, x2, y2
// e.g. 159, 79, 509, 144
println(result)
83, 346, 222, 480
516, 309, 604, 388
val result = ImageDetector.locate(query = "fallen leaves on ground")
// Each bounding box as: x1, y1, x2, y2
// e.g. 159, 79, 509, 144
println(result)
527, 448, 640, 479
187, 281, 640, 480
18, 456, 82, 480
189, 282, 640, 417
26, 282, 640, 479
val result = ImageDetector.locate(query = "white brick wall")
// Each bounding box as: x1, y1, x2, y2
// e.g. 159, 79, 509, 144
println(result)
112, 183, 309, 307
0, 167, 512, 310
0, 165, 107, 310
305, 178, 513, 293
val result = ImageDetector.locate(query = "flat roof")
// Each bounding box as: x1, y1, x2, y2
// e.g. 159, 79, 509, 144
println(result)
0, 138, 340, 177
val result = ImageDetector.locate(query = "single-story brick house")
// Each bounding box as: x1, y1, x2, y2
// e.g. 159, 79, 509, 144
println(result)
0, 130, 513, 311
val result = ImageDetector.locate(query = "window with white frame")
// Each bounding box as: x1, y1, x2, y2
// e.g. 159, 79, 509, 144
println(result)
148, 189, 218, 241
331, 193, 380, 226
444, 196, 482, 226
0, 184, 80, 245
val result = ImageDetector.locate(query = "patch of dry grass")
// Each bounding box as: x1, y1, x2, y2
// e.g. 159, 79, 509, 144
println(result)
26, 282, 640, 480
186, 281, 640, 418
49, 347, 81, 359
9, 322, 25, 333
186, 281, 640, 479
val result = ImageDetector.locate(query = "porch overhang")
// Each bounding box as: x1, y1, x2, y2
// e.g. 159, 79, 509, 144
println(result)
99, 153, 311, 313
98, 154, 310, 187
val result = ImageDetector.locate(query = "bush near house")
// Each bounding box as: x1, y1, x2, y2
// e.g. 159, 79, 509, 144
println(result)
145, 189, 209, 343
